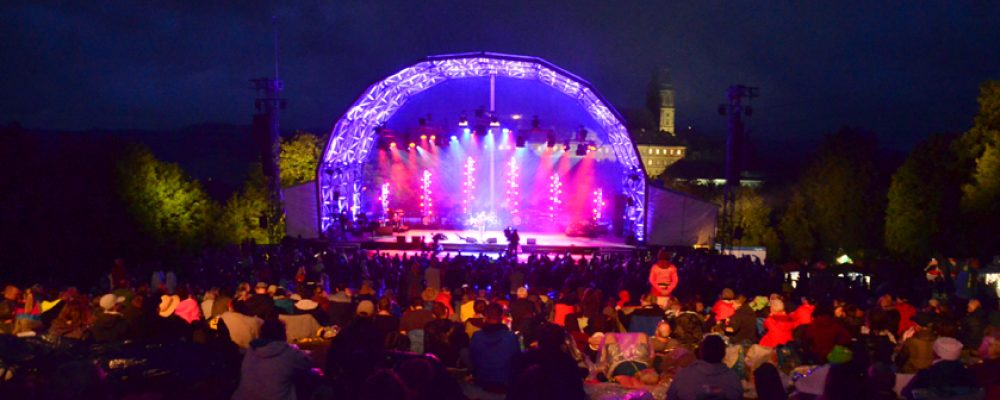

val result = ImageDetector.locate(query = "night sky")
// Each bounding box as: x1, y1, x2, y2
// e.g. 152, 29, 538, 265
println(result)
2, 2, 999, 150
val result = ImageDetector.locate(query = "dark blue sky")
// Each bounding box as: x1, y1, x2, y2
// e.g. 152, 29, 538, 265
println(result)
2, 2, 999, 150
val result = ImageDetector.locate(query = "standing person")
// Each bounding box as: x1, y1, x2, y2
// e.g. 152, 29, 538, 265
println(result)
726, 295, 759, 345
649, 250, 678, 308
232, 319, 312, 400
469, 303, 520, 393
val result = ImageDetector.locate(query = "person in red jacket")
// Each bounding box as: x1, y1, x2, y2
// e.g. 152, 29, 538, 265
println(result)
648, 250, 678, 308
790, 297, 815, 326
710, 288, 737, 324
760, 299, 797, 348
895, 295, 917, 336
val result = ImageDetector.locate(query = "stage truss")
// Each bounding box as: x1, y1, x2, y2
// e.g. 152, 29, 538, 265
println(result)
318, 52, 647, 242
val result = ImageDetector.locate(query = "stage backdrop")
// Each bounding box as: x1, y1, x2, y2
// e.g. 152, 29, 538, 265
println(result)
285, 181, 319, 239
645, 186, 717, 247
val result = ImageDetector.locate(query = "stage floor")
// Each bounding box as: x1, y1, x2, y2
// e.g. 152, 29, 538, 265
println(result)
345, 229, 634, 254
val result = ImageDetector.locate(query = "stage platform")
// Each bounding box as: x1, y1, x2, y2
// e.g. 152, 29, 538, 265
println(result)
334, 229, 635, 255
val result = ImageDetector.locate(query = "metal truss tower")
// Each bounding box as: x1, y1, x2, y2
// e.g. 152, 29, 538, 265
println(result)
251, 16, 286, 231
718, 85, 758, 252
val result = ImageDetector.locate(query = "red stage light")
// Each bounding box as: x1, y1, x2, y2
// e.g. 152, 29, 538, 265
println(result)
390, 142, 397, 148
409, 143, 416, 149
420, 135, 427, 140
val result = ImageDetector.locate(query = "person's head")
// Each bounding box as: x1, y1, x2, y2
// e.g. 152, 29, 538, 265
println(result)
733, 295, 747, 307
536, 323, 566, 351
699, 335, 726, 364
657, 249, 670, 261
3, 285, 19, 301
484, 303, 504, 324
979, 335, 1000, 360
473, 299, 487, 315
377, 296, 392, 314
878, 294, 893, 309
968, 299, 982, 313
867, 362, 896, 396
259, 318, 287, 343
655, 321, 671, 339
356, 300, 375, 318
409, 297, 423, 309
254, 282, 267, 295
770, 299, 785, 314
753, 362, 787, 400
516, 287, 528, 299
431, 301, 448, 319
933, 337, 963, 362
721, 288, 735, 301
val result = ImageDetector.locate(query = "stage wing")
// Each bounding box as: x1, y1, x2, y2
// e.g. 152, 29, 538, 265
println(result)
645, 186, 718, 247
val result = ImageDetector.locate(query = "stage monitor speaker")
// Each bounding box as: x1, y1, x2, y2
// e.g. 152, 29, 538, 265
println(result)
410, 236, 424, 243
486, 238, 498, 244
526, 238, 537, 245
396, 236, 406, 244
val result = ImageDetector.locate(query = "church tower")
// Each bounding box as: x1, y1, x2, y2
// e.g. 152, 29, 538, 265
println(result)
657, 68, 675, 135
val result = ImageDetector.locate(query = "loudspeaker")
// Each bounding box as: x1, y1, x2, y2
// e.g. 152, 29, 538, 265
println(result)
486, 238, 498, 244
396, 236, 406, 243
526, 238, 537, 245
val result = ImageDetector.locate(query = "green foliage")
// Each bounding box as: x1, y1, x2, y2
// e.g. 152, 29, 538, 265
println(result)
280, 131, 321, 188
885, 134, 962, 259
779, 189, 815, 261
788, 128, 885, 259
116, 144, 218, 250
726, 187, 781, 258
218, 164, 285, 245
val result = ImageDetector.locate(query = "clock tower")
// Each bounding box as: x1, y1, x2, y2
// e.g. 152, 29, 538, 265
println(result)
657, 68, 675, 135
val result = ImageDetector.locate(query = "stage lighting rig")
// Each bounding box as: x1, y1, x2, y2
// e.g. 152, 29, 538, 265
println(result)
458, 115, 468, 126
489, 115, 500, 127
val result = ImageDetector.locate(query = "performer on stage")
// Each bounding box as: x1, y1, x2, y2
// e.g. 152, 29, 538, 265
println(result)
648, 249, 678, 308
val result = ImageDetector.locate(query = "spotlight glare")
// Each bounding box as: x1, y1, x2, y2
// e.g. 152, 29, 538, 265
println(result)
409, 143, 416, 149
390, 142, 397, 149
451, 135, 458, 141
463, 128, 471, 135
420, 135, 427, 140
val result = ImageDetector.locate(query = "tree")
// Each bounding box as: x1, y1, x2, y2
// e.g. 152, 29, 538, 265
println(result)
217, 164, 285, 245
958, 81, 1000, 253
280, 131, 321, 188
885, 134, 963, 259
117, 144, 218, 250
792, 128, 885, 259
726, 187, 781, 258
779, 188, 815, 262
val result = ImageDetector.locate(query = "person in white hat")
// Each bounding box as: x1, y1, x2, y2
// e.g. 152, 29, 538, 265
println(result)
91, 294, 127, 343
901, 337, 979, 400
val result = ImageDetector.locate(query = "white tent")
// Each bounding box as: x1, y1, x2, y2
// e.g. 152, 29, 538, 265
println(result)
645, 185, 718, 247
284, 181, 319, 239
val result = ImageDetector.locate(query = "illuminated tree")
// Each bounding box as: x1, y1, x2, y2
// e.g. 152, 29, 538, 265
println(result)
726, 187, 781, 258
280, 131, 321, 188
779, 188, 815, 261
217, 164, 285, 245
957, 82, 1000, 252
116, 144, 218, 249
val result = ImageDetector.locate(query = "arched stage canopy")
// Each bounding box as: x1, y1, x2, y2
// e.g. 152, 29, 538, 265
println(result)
317, 52, 647, 242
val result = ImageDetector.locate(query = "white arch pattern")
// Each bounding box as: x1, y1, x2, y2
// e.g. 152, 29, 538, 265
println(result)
318, 52, 646, 241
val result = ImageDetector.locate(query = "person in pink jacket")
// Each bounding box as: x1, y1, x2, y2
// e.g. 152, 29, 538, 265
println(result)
648, 250, 678, 308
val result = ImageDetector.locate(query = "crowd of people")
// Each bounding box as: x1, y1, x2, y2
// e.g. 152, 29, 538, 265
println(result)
1, 242, 999, 400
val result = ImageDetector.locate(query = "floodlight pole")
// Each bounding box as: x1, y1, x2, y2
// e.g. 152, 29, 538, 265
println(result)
718, 85, 758, 253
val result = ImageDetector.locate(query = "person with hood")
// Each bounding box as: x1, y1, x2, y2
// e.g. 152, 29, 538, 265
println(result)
760, 299, 797, 348
469, 302, 520, 392
648, 250, 678, 308
666, 335, 742, 400
232, 319, 312, 400
901, 337, 980, 400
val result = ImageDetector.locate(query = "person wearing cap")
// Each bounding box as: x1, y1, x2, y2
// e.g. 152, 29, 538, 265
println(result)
901, 337, 980, 400
91, 293, 127, 342
509, 286, 535, 335
896, 312, 938, 373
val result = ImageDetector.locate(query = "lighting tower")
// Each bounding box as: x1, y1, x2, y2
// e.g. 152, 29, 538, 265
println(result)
717, 85, 758, 252
251, 16, 287, 234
